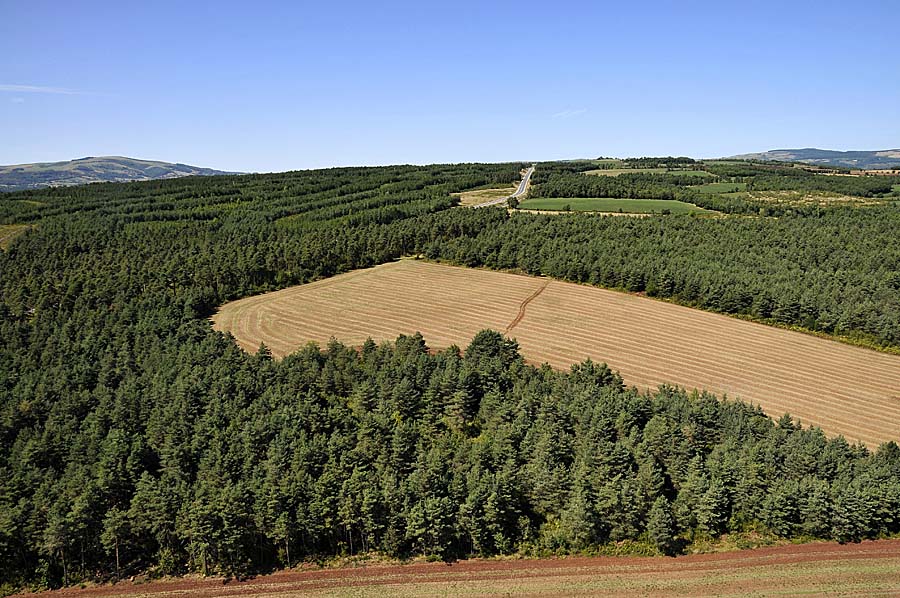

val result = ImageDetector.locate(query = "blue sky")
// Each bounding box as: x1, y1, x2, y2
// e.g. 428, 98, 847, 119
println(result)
2, 0, 898, 172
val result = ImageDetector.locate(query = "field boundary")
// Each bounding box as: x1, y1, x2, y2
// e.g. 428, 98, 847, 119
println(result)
213, 260, 900, 447
17, 539, 900, 597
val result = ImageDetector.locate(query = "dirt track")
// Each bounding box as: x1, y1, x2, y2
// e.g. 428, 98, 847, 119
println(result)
505, 280, 548, 333
212, 260, 900, 447
21, 539, 900, 597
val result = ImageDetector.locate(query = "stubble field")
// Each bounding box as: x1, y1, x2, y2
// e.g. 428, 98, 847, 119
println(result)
212, 260, 900, 447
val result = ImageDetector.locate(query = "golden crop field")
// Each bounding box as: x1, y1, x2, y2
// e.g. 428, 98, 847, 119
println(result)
213, 260, 900, 447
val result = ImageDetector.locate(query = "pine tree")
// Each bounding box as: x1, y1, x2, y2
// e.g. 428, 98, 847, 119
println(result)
100, 507, 130, 579
647, 496, 677, 556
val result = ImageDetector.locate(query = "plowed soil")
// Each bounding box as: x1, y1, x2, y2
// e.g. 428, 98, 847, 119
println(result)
212, 260, 900, 447
21, 539, 900, 597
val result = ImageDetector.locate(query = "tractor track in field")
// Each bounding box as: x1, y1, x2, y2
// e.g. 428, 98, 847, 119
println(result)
505, 279, 548, 334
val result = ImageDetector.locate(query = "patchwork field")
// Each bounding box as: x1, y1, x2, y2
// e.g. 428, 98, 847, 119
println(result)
212, 260, 900, 447
21, 539, 900, 597
519, 197, 710, 214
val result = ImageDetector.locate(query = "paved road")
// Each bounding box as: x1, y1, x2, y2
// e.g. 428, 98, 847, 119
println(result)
472, 165, 534, 208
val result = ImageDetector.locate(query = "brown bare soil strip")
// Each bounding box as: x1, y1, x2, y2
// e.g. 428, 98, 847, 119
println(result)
212, 260, 900, 447
20, 539, 900, 597
505, 279, 548, 333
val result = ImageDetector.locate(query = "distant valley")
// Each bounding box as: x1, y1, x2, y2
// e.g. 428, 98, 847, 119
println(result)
730, 148, 900, 170
0, 156, 237, 191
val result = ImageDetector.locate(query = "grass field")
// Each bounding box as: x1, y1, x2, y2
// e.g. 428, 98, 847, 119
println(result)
0, 224, 28, 249
585, 168, 712, 177
692, 181, 748, 193
452, 185, 516, 207
21, 539, 900, 597
519, 197, 710, 214
213, 260, 900, 447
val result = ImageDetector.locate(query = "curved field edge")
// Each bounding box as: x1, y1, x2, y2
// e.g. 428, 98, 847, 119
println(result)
212, 260, 900, 448
14, 539, 900, 598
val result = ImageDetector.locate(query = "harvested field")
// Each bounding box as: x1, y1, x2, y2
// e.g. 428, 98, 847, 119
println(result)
20, 539, 900, 597
212, 260, 900, 447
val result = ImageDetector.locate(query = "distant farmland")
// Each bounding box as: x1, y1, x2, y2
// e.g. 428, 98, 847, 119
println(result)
519, 197, 710, 214
213, 260, 900, 447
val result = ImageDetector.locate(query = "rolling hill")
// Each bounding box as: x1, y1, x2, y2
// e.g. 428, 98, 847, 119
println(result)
730, 148, 900, 170
0, 155, 237, 191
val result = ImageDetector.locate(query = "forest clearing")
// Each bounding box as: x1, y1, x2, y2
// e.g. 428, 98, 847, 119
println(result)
0, 224, 28, 249
452, 185, 518, 207
213, 259, 900, 447
16, 539, 900, 597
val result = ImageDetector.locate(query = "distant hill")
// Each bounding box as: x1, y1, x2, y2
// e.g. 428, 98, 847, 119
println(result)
0, 156, 238, 191
730, 148, 900, 170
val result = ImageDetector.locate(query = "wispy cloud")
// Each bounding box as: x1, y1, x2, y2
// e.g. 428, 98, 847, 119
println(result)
552, 108, 588, 120
0, 84, 85, 95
